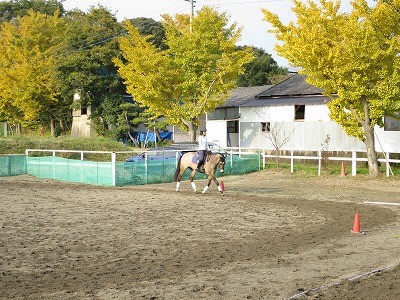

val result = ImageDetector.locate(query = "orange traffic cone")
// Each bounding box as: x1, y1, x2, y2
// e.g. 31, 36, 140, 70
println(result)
352, 212, 361, 233
220, 181, 225, 192
341, 162, 346, 177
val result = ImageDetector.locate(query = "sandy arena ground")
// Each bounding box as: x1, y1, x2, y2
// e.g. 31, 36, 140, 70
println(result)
0, 171, 399, 299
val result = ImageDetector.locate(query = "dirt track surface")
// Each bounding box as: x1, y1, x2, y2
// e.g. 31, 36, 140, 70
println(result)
1, 171, 399, 300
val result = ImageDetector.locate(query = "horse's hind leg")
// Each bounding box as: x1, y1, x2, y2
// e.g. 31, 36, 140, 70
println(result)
189, 170, 197, 192
175, 170, 185, 191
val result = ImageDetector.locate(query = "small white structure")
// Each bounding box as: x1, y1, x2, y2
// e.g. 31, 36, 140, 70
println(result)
71, 92, 95, 138
207, 73, 400, 152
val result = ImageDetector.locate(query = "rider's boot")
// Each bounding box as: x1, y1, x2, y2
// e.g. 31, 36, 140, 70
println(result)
195, 163, 202, 172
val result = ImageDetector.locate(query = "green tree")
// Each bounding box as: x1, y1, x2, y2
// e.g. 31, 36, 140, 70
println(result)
54, 5, 125, 135
263, 0, 400, 177
129, 17, 167, 50
237, 46, 288, 86
115, 7, 254, 141
0, 10, 66, 134
0, 0, 64, 24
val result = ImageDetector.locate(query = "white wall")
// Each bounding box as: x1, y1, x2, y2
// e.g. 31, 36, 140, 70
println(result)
306, 105, 331, 121
241, 106, 294, 122
240, 104, 330, 122
375, 127, 400, 153
206, 120, 227, 147
207, 104, 400, 152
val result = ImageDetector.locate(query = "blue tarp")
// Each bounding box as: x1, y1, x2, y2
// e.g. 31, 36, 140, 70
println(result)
132, 131, 172, 142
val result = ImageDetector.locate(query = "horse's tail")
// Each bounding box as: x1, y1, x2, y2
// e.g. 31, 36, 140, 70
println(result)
173, 154, 184, 182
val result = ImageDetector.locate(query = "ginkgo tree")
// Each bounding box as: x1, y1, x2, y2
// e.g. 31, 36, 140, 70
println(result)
0, 10, 65, 134
263, 0, 400, 177
114, 7, 254, 141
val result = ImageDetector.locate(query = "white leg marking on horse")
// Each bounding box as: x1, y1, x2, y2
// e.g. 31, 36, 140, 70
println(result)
191, 181, 196, 192
218, 185, 223, 192
175, 182, 180, 191
202, 185, 209, 194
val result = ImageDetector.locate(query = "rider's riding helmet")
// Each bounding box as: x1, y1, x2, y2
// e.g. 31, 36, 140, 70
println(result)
202, 127, 207, 132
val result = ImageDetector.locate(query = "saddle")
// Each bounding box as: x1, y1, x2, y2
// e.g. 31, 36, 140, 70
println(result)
192, 151, 211, 165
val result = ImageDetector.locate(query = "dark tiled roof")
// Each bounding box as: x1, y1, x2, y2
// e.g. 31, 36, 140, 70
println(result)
219, 73, 328, 109
219, 85, 272, 108
257, 73, 323, 97
242, 95, 330, 107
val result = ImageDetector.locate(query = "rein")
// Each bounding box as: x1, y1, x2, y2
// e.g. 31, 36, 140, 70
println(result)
207, 153, 224, 166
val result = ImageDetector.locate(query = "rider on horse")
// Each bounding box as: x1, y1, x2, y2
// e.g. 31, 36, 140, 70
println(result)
196, 128, 209, 172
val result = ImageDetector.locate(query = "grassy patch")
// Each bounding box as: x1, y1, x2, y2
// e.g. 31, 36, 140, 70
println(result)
0, 135, 136, 155
264, 161, 400, 178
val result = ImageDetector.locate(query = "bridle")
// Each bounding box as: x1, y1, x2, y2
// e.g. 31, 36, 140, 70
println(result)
208, 153, 226, 171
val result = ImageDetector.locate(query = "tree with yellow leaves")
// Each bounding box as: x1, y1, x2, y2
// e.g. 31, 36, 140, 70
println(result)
0, 10, 65, 134
263, 0, 400, 177
114, 7, 254, 141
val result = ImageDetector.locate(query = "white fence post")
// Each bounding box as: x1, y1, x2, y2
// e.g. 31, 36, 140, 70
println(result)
230, 149, 233, 169
80, 151, 84, 183
318, 150, 321, 176
263, 149, 266, 169
111, 152, 116, 186
53, 151, 56, 180
352, 151, 357, 176
386, 152, 390, 177
290, 150, 294, 173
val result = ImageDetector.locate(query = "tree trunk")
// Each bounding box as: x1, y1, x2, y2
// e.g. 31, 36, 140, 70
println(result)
50, 117, 55, 137
361, 99, 380, 177
59, 119, 64, 133
363, 124, 380, 177
124, 112, 139, 146
182, 119, 197, 142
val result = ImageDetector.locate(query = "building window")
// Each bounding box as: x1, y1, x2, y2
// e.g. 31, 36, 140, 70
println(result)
384, 116, 400, 131
227, 120, 238, 133
261, 122, 270, 132
81, 106, 87, 115
295, 105, 305, 120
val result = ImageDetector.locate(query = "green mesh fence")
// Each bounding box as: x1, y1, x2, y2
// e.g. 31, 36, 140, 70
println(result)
0, 155, 26, 176
116, 153, 260, 186
27, 156, 113, 186
1, 151, 260, 186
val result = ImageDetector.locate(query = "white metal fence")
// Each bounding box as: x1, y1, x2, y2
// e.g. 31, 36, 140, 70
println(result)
259, 149, 400, 177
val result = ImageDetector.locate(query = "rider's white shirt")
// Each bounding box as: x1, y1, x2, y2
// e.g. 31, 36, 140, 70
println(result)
198, 135, 208, 151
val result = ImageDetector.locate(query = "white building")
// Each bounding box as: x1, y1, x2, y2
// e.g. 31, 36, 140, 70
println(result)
206, 73, 400, 153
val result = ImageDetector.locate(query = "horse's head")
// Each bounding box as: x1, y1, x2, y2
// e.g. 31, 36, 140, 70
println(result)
218, 152, 227, 173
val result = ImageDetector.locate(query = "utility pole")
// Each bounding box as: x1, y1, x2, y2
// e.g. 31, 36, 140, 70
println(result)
184, 0, 195, 33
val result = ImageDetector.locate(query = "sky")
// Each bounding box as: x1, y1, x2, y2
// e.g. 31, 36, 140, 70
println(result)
61, 0, 374, 68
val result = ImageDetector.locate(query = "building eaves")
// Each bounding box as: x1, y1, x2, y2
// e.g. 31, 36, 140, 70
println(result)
256, 73, 323, 98
242, 95, 330, 107
219, 85, 273, 108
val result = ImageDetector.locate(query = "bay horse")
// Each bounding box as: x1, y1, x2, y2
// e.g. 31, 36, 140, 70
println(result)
173, 151, 227, 194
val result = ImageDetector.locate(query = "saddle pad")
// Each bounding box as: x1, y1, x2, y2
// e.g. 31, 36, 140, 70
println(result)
191, 154, 199, 164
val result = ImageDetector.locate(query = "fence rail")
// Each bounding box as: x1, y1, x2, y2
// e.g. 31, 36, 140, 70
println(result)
22, 148, 261, 186
3, 148, 400, 184
259, 149, 400, 177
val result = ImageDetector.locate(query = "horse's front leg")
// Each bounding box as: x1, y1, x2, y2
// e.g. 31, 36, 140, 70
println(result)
201, 175, 213, 194
213, 177, 224, 194
189, 169, 197, 192
202, 175, 223, 194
